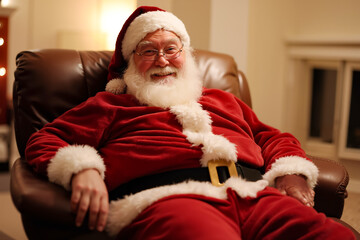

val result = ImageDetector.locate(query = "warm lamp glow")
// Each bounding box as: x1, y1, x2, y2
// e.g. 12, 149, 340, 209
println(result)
1, 0, 10, 7
0, 38, 4, 46
0, 67, 6, 77
100, 0, 136, 50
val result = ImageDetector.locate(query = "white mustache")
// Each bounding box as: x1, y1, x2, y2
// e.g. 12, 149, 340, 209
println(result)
146, 67, 178, 78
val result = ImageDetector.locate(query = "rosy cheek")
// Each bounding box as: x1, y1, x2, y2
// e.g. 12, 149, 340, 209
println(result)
137, 62, 154, 75
171, 57, 184, 69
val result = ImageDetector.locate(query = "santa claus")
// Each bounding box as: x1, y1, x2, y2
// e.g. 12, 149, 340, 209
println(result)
25, 6, 355, 240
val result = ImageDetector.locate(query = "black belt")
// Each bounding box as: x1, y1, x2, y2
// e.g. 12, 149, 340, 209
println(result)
109, 161, 263, 201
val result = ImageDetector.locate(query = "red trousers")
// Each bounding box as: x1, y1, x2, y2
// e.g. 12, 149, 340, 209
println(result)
117, 187, 355, 240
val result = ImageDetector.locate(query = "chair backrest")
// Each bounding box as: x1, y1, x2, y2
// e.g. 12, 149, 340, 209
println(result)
13, 49, 251, 157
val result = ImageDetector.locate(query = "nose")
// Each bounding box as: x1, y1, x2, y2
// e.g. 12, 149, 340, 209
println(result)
154, 54, 170, 67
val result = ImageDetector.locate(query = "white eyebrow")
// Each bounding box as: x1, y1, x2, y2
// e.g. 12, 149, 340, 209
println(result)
137, 41, 153, 49
136, 38, 182, 49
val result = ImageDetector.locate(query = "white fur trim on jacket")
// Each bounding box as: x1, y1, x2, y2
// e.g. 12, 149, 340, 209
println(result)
170, 101, 237, 166
262, 156, 319, 189
170, 101, 212, 133
199, 133, 238, 166
105, 78, 126, 95
106, 177, 268, 236
122, 11, 190, 61
47, 145, 106, 190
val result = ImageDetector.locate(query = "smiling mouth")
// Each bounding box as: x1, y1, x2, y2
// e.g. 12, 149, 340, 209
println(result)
151, 72, 176, 80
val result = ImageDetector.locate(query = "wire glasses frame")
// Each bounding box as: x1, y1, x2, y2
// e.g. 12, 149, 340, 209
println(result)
134, 45, 183, 61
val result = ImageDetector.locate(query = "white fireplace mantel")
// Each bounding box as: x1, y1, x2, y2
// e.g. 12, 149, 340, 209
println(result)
286, 35, 360, 45
285, 35, 360, 61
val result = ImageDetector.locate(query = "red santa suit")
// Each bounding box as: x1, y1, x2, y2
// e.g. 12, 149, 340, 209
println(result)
25, 88, 354, 239
25, 6, 355, 240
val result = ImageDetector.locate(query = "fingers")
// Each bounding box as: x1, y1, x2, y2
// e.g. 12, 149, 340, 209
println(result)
88, 195, 99, 230
70, 188, 81, 213
88, 191, 109, 231
278, 189, 287, 195
285, 186, 315, 207
71, 187, 109, 231
303, 189, 315, 207
300, 193, 314, 207
75, 189, 91, 227
71, 185, 88, 227
300, 188, 315, 207
96, 196, 109, 232
70, 169, 109, 232
275, 175, 315, 207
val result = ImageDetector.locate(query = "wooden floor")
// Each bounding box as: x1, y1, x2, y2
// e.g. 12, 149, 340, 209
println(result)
0, 170, 27, 239
342, 191, 360, 234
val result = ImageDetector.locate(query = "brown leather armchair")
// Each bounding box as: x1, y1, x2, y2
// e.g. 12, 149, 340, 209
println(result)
11, 49, 360, 239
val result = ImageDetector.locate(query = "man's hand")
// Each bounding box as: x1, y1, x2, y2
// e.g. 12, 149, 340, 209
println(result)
71, 168, 109, 232
275, 174, 315, 207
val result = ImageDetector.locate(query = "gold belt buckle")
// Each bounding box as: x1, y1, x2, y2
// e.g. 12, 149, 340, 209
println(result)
208, 159, 238, 187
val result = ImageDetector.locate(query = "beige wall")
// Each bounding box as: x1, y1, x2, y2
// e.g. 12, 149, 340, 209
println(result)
209, 0, 249, 73
6, 0, 136, 163
6, 0, 30, 97
6, 0, 138, 96
172, 0, 211, 51
6, 0, 100, 95
137, 0, 249, 75
30, 0, 100, 49
7, 0, 360, 126
5, 0, 360, 188
7, 0, 247, 94
247, 0, 360, 188
137, 0, 212, 50
247, 0, 360, 128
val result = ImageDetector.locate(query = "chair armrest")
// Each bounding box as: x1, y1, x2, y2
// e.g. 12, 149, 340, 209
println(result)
10, 158, 115, 239
10, 158, 74, 226
331, 218, 360, 239
309, 155, 349, 218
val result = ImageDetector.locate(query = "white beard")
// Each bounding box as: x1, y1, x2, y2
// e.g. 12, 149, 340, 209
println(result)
123, 50, 203, 108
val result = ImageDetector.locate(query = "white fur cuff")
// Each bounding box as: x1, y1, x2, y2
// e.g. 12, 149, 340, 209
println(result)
47, 145, 106, 190
262, 156, 319, 189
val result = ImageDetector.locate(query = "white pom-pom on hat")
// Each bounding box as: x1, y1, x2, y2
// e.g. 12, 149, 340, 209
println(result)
105, 78, 127, 95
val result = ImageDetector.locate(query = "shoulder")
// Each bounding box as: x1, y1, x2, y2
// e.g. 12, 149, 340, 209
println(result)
83, 91, 140, 108
200, 88, 253, 115
60, 92, 140, 118
202, 87, 235, 98
201, 88, 240, 104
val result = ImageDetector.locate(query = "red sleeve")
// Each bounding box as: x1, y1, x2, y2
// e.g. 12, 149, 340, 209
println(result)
25, 94, 115, 176
235, 98, 308, 171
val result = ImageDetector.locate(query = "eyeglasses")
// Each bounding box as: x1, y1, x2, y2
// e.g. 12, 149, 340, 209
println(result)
134, 45, 183, 61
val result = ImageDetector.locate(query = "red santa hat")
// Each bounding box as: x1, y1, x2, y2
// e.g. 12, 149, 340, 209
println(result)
106, 6, 191, 94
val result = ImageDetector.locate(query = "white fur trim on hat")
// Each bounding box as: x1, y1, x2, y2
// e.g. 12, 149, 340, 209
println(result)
47, 145, 106, 190
105, 78, 126, 95
262, 156, 319, 189
122, 11, 190, 61
106, 177, 268, 236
